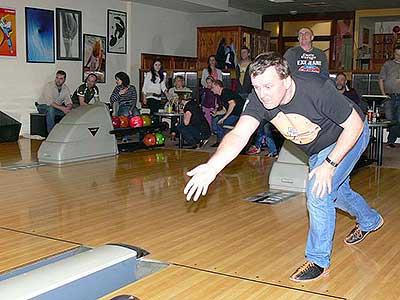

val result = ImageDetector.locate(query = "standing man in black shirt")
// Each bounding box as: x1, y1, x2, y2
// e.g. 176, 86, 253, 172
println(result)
176, 98, 210, 149
184, 52, 383, 282
210, 80, 244, 147
71, 73, 99, 107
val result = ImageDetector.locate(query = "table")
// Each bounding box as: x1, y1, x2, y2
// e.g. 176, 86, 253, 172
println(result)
368, 120, 392, 166
362, 95, 390, 112
154, 112, 184, 148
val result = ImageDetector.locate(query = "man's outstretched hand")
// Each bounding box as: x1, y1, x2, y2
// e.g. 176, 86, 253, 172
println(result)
184, 163, 217, 201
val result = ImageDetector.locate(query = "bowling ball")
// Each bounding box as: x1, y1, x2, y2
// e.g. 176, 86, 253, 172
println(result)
143, 133, 156, 147
129, 116, 143, 128
112, 116, 121, 128
154, 132, 165, 145
119, 115, 129, 128
151, 115, 159, 125
141, 114, 152, 127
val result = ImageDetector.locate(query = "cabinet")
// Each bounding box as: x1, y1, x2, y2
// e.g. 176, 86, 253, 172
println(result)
197, 26, 270, 69
372, 34, 400, 70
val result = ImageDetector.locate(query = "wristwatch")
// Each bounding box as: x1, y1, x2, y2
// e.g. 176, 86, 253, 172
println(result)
325, 157, 338, 167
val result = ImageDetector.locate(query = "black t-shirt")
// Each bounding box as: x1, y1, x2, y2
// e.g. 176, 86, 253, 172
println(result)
220, 88, 244, 116
242, 73, 364, 156
72, 83, 99, 105
184, 100, 211, 135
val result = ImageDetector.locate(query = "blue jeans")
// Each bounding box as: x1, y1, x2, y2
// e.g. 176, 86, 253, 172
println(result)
384, 94, 400, 144
213, 114, 239, 142
255, 122, 278, 155
176, 124, 210, 146
306, 120, 381, 267
37, 104, 65, 132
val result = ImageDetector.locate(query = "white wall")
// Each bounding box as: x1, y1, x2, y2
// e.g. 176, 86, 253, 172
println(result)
130, 2, 262, 86
0, 0, 261, 134
0, 0, 129, 134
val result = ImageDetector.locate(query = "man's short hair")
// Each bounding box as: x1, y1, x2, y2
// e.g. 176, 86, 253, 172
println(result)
394, 45, 400, 52
336, 72, 346, 79
298, 27, 314, 36
175, 75, 184, 81
249, 52, 291, 79
241, 46, 250, 52
56, 70, 66, 78
213, 80, 224, 88
86, 73, 97, 82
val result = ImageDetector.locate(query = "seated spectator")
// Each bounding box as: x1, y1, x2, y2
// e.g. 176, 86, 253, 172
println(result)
166, 75, 192, 111
200, 76, 220, 127
210, 80, 244, 147
71, 73, 99, 107
110, 72, 138, 143
176, 97, 210, 149
36, 70, 72, 132
336, 72, 361, 106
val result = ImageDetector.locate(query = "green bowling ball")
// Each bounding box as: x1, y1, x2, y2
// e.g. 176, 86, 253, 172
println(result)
154, 132, 165, 145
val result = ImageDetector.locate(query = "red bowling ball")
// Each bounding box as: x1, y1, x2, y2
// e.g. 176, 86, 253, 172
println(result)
129, 116, 143, 128
112, 116, 121, 128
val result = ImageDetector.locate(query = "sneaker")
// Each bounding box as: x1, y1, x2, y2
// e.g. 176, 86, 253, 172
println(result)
246, 146, 261, 155
289, 261, 329, 282
198, 139, 209, 148
266, 152, 278, 158
344, 216, 384, 245
386, 143, 395, 149
211, 142, 220, 147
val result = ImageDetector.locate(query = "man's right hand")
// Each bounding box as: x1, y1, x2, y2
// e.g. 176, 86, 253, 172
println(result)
184, 163, 218, 201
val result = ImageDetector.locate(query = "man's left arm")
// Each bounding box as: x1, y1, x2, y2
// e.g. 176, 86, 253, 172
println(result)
218, 100, 235, 124
309, 108, 364, 198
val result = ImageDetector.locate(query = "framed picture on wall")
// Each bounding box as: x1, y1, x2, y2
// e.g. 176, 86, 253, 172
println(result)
0, 7, 17, 58
25, 7, 55, 63
56, 8, 82, 60
83, 34, 106, 83
107, 9, 127, 54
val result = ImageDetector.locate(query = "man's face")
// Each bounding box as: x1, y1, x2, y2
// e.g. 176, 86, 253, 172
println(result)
87, 75, 97, 88
335, 74, 346, 90
298, 28, 313, 48
55, 74, 66, 87
175, 78, 184, 89
241, 49, 250, 60
251, 66, 290, 110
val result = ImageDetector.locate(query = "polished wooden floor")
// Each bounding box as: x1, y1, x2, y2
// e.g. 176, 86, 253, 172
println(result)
0, 139, 399, 300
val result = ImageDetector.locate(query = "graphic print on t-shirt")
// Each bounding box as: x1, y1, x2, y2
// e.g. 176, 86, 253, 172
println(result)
297, 52, 322, 73
270, 112, 321, 145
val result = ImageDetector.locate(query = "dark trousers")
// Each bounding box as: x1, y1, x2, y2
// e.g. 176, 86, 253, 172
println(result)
176, 124, 209, 146
147, 98, 162, 115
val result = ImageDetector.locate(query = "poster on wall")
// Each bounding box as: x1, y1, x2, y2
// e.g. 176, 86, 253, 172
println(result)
83, 34, 106, 83
25, 7, 55, 63
0, 7, 16, 57
107, 9, 127, 54
56, 8, 82, 61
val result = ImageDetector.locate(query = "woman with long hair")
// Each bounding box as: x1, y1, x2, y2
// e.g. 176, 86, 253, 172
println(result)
142, 59, 169, 115
201, 55, 223, 88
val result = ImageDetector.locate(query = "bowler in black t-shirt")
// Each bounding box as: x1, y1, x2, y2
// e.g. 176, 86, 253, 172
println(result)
184, 52, 383, 283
